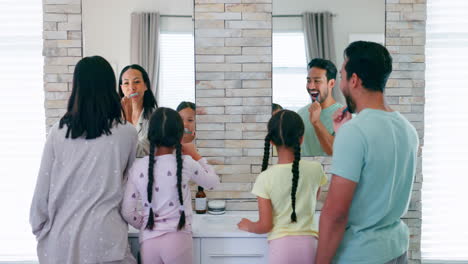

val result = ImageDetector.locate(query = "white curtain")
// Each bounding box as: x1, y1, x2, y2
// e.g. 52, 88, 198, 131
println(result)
302, 12, 344, 105
422, 0, 468, 261
131, 12, 160, 95
0, 0, 44, 261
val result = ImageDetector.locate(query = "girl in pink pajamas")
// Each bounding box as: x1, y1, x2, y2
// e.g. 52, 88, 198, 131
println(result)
121, 107, 220, 264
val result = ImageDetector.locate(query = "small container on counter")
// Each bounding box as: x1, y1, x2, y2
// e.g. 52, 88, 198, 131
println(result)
208, 200, 226, 215
195, 186, 207, 214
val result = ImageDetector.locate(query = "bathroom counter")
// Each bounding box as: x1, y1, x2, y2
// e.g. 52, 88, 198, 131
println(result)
128, 211, 320, 263
128, 210, 266, 238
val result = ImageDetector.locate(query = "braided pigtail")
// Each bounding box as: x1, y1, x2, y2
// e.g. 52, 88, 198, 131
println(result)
261, 134, 271, 172
290, 140, 301, 223
175, 142, 186, 230
146, 142, 156, 230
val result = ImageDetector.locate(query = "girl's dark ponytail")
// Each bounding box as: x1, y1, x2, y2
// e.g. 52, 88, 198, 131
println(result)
175, 141, 186, 230
146, 141, 156, 230
261, 134, 271, 172
290, 140, 301, 223
265, 110, 304, 223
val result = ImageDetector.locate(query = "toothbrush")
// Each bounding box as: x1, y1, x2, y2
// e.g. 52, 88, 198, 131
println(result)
313, 94, 320, 103
342, 106, 349, 115
127, 92, 138, 98
184, 128, 193, 134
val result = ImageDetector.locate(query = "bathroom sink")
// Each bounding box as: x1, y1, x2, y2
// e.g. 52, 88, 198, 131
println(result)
192, 211, 262, 237
129, 211, 320, 238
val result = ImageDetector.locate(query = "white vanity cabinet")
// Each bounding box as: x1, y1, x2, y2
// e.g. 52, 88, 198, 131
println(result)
193, 238, 201, 264
129, 211, 292, 264
191, 211, 268, 264
198, 237, 268, 264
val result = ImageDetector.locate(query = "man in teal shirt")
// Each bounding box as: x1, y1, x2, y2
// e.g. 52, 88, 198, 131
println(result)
297, 58, 343, 156
316, 41, 419, 264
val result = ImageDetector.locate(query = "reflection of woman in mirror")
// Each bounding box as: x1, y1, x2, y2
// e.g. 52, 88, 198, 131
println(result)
118, 65, 158, 158
30, 56, 137, 264
176, 101, 196, 144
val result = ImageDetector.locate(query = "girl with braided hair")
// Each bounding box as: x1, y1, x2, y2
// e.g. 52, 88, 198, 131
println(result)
237, 110, 327, 264
121, 107, 219, 264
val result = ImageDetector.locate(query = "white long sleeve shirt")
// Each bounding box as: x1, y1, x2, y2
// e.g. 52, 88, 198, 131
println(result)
121, 155, 220, 243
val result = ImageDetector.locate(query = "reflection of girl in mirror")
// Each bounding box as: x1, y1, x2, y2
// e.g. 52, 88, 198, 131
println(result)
30, 56, 138, 264
121, 107, 219, 264
176, 101, 196, 144
237, 110, 327, 264
118, 64, 158, 158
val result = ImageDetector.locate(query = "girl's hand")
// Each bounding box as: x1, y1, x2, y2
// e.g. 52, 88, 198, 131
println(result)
237, 218, 252, 232
182, 142, 202, 161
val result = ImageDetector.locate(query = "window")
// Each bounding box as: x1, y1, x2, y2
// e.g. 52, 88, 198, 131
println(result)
0, 0, 44, 262
158, 33, 195, 110
272, 32, 309, 112
422, 0, 468, 262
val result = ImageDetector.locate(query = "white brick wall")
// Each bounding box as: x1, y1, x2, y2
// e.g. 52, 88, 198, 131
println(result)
42, 0, 82, 130
385, 1, 425, 263
194, 0, 272, 215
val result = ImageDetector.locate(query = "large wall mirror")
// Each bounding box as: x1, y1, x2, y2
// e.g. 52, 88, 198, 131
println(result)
272, 0, 385, 156
82, 0, 195, 110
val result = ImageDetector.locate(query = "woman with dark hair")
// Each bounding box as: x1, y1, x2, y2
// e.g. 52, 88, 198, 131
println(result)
30, 56, 137, 263
176, 101, 196, 144
119, 64, 158, 158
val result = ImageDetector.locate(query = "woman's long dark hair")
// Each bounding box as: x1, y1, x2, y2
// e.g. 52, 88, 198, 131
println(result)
118, 64, 158, 120
59, 56, 124, 139
261, 110, 304, 223
146, 107, 186, 230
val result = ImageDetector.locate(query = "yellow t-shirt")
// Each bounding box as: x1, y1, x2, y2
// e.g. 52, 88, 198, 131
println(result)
252, 160, 327, 241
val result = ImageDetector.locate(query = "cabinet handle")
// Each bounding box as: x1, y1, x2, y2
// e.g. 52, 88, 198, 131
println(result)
209, 254, 264, 258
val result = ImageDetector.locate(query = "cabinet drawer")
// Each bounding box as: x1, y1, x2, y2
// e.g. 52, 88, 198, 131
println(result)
201, 237, 268, 264
193, 238, 201, 264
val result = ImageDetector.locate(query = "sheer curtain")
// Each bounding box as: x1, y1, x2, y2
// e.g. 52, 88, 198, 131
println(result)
422, 0, 468, 262
0, 0, 44, 261
158, 33, 195, 109
302, 12, 344, 105
131, 12, 160, 95
302, 12, 335, 62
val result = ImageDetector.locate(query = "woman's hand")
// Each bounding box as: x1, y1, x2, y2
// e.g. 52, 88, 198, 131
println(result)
237, 218, 253, 232
121, 97, 133, 122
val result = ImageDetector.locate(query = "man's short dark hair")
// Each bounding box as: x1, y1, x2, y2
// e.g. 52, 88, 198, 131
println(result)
344, 41, 393, 92
307, 58, 337, 81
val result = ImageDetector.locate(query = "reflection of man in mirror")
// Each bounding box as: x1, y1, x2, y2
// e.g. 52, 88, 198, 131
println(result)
297, 58, 343, 156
